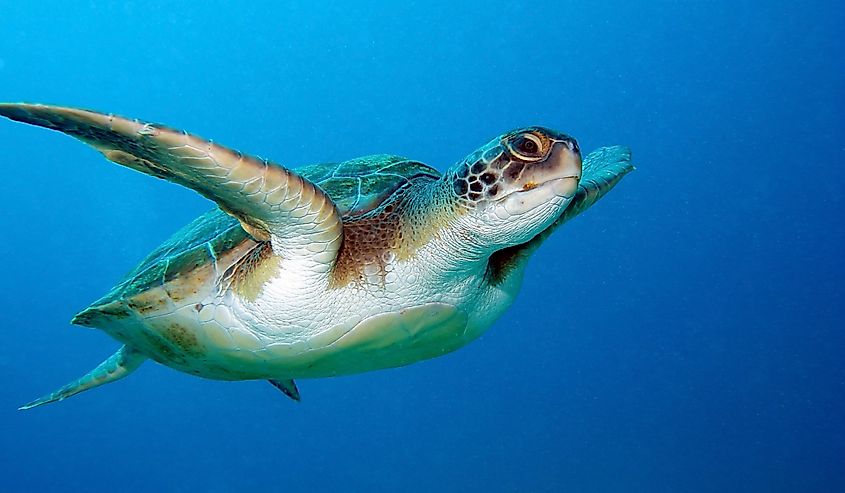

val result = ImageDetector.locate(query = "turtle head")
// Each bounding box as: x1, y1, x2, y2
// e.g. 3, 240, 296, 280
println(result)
446, 127, 582, 251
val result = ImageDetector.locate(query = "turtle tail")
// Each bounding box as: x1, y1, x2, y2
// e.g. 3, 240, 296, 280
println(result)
19, 345, 146, 410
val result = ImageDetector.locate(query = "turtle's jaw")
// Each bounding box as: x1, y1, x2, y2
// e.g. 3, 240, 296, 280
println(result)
496, 175, 579, 217
545, 175, 580, 197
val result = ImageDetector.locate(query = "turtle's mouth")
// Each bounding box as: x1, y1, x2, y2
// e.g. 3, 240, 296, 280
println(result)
494, 175, 580, 217
498, 175, 580, 203
517, 175, 580, 197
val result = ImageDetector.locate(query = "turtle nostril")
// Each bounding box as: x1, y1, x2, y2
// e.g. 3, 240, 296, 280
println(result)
565, 138, 580, 154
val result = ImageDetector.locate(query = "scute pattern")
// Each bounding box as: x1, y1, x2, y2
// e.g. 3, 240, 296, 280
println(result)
80, 208, 247, 313
308, 154, 440, 216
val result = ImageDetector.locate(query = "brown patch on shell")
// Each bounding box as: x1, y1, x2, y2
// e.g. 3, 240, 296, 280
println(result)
162, 261, 213, 304
161, 322, 205, 357
140, 330, 187, 365
80, 235, 264, 333
126, 288, 169, 315
161, 237, 259, 304
227, 241, 280, 302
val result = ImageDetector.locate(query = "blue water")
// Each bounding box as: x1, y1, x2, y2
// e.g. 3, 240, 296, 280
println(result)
1, 1, 842, 491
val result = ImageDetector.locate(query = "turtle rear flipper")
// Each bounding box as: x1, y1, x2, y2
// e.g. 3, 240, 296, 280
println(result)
19, 345, 145, 410
268, 379, 301, 402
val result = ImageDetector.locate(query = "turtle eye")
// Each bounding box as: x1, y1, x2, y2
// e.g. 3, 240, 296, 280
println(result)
519, 136, 538, 154
510, 133, 543, 159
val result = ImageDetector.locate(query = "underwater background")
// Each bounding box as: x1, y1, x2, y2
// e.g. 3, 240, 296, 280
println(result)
0, 1, 842, 491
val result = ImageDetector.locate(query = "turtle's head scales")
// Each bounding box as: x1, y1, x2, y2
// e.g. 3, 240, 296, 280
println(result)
444, 126, 582, 250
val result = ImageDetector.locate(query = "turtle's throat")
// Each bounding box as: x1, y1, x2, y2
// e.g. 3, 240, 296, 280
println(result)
426, 173, 577, 282
414, 178, 496, 275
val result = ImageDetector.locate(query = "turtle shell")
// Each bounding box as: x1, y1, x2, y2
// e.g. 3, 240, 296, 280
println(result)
77, 154, 440, 316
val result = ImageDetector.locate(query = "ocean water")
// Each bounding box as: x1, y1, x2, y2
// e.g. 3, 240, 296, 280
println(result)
0, 1, 842, 491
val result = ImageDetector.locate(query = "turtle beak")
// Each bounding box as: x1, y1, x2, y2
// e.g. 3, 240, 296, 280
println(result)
516, 139, 582, 199
546, 139, 582, 198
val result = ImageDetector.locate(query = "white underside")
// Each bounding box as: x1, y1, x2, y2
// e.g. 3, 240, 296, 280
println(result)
101, 239, 524, 381
96, 179, 574, 382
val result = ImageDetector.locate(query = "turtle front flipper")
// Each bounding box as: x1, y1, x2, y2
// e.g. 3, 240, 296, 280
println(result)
532, 145, 634, 242
556, 145, 634, 226
19, 345, 145, 410
0, 103, 344, 270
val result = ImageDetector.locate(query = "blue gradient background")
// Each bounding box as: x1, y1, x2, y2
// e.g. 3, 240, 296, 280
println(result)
0, 1, 842, 491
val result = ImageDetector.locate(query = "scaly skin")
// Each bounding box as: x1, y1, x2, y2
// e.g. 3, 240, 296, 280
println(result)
0, 103, 633, 408
85, 174, 535, 381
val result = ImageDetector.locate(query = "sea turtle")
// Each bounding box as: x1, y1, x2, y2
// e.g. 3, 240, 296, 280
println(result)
0, 103, 633, 409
